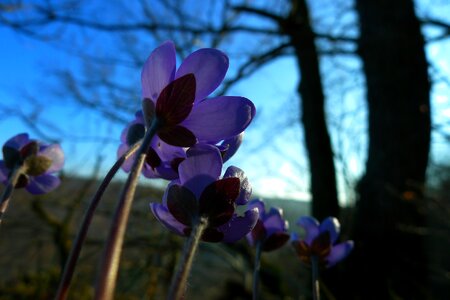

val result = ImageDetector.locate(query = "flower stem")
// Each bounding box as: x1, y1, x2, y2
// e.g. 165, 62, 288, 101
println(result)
311, 255, 321, 300
252, 241, 262, 300
0, 165, 25, 224
54, 141, 141, 300
168, 217, 208, 300
94, 119, 159, 300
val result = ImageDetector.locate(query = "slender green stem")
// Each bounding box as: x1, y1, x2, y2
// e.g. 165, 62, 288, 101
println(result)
168, 218, 208, 300
311, 255, 321, 300
0, 165, 25, 224
252, 241, 262, 300
54, 141, 141, 300
94, 119, 159, 300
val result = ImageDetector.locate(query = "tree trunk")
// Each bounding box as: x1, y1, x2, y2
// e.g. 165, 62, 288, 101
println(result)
349, 0, 431, 298
282, 0, 339, 221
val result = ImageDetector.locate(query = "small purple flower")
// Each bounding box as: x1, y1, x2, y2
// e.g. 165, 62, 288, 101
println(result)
140, 41, 255, 147
246, 199, 290, 252
291, 216, 354, 268
118, 112, 244, 180
150, 144, 258, 242
0, 133, 64, 195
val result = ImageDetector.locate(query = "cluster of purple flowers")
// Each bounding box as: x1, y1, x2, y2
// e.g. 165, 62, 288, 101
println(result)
0, 40, 354, 300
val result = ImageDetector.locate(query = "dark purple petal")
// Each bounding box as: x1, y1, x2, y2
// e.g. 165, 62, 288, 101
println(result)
158, 125, 197, 147
182, 96, 255, 142
199, 177, 240, 227
247, 219, 266, 246
220, 208, 259, 243
178, 144, 222, 198
142, 98, 156, 126
326, 241, 354, 267
319, 217, 340, 244
297, 216, 320, 245
264, 209, 288, 236
262, 232, 290, 252
223, 166, 251, 205
0, 161, 8, 184
141, 41, 176, 101
39, 144, 64, 173
150, 202, 187, 236
156, 74, 196, 126
248, 199, 266, 219
145, 147, 162, 169
176, 48, 228, 102
166, 184, 198, 226
201, 227, 224, 243
4, 133, 30, 150
220, 133, 243, 162
26, 174, 60, 195
2, 146, 20, 169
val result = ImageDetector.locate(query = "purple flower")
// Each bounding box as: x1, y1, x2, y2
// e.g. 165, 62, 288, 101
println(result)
140, 41, 255, 147
118, 111, 244, 180
246, 199, 290, 252
291, 216, 354, 268
0, 133, 64, 195
150, 144, 258, 242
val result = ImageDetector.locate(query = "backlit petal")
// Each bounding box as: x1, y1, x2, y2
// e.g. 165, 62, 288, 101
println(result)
319, 217, 340, 244
176, 48, 228, 102
26, 174, 60, 195
39, 144, 64, 173
327, 241, 354, 267
182, 96, 255, 142
223, 166, 251, 205
297, 216, 320, 245
150, 203, 187, 236
220, 208, 259, 243
141, 41, 176, 101
178, 144, 222, 198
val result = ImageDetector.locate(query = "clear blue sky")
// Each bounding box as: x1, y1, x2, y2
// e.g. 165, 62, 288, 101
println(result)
1, 1, 450, 204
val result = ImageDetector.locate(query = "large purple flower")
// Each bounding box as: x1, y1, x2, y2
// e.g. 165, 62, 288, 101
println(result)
246, 199, 290, 252
0, 133, 64, 195
140, 41, 255, 147
118, 111, 245, 180
291, 216, 354, 268
150, 144, 258, 242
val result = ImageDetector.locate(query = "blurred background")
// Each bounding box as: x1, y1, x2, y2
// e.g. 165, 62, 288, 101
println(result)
0, 0, 449, 299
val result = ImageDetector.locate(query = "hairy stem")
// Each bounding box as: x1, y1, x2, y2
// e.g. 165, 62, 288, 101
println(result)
0, 165, 25, 224
94, 119, 159, 300
252, 241, 262, 300
168, 218, 208, 300
311, 255, 321, 300
54, 141, 141, 300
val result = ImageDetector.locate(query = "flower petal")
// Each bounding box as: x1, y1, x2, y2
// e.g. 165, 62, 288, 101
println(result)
0, 161, 8, 184
166, 184, 198, 226
158, 125, 197, 147
39, 144, 64, 173
150, 202, 187, 236
198, 177, 240, 227
26, 174, 60, 195
220, 208, 259, 243
155, 73, 196, 125
182, 96, 255, 142
178, 144, 222, 198
297, 216, 320, 245
262, 232, 290, 252
248, 199, 266, 219
319, 217, 340, 244
176, 48, 228, 102
141, 41, 176, 101
264, 208, 288, 235
327, 241, 354, 267
220, 133, 243, 162
223, 166, 251, 205
4, 133, 30, 150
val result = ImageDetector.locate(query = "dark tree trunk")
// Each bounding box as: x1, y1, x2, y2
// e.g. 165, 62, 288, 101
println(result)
282, 0, 339, 221
348, 0, 431, 298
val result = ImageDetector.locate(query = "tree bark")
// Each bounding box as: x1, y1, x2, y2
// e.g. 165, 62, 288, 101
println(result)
349, 0, 431, 298
282, 0, 339, 221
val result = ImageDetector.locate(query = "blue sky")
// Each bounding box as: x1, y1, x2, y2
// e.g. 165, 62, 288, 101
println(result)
1, 1, 450, 204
